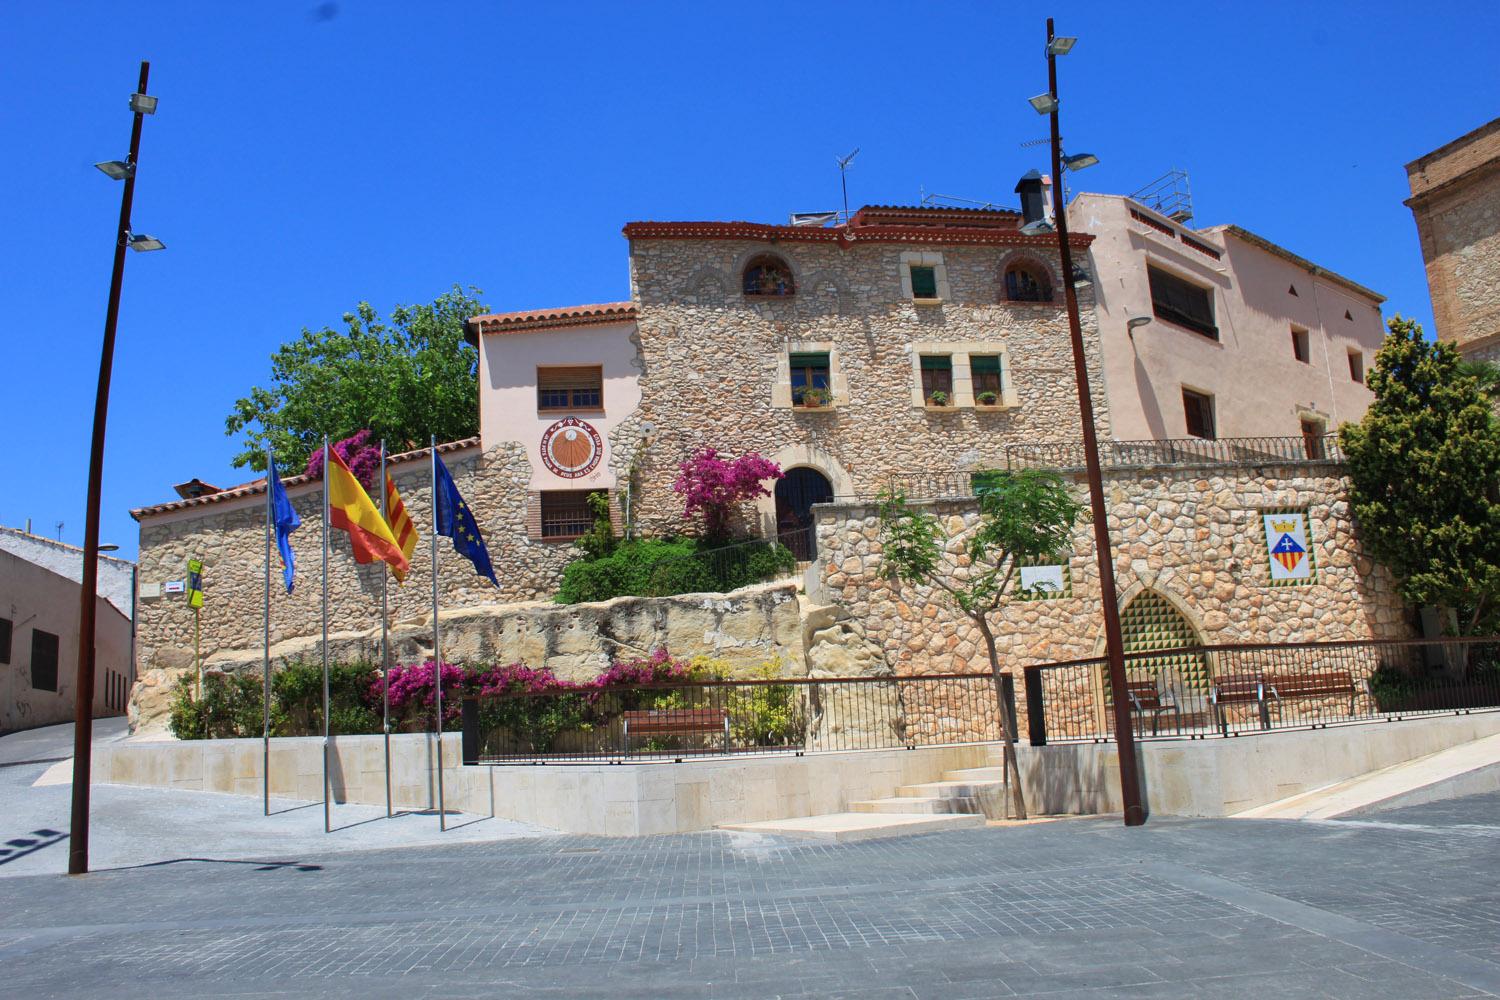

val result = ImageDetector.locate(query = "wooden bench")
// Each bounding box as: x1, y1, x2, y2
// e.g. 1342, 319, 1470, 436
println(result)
621, 708, 730, 756
1210, 674, 1269, 734
1266, 670, 1360, 718
1125, 678, 1181, 736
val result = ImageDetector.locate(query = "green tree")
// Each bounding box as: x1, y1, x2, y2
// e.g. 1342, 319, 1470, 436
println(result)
1458, 357, 1500, 403
225, 285, 488, 471
1340, 317, 1500, 635
877, 469, 1084, 819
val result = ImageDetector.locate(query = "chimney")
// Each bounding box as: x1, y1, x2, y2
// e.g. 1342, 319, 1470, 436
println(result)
1015, 170, 1046, 225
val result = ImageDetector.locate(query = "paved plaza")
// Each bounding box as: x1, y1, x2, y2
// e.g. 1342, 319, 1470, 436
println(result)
4, 725, 1500, 999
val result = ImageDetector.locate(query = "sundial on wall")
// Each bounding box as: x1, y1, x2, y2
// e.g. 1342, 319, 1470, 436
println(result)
540, 417, 603, 478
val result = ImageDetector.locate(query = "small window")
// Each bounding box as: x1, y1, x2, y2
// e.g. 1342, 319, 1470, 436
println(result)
971, 355, 1003, 403
1348, 351, 1364, 383
789, 351, 831, 406
1300, 418, 1326, 460
921, 355, 953, 404
743, 255, 795, 296
0, 617, 10, 664
1004, 263, 1052, 302
1182, 388, 1216, 439
537, 367, 603, 411
1291, 327, 1310, 364
31, 629, 59, 693
1148, 266, 1217, 340
539, 490, 601, 540
910, 265, 938, 300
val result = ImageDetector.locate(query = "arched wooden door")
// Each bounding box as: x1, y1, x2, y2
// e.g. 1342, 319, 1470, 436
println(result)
774, 468, 833, 560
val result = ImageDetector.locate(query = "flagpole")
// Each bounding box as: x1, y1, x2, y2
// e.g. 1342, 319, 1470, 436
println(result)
431, 434, 446, 832
263, 459, 273, 816
321, 436, 332, 834
380, 440, 392, 819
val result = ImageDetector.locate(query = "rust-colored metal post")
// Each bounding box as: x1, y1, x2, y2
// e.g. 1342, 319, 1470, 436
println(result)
71, 61, 153, 875
1044, 20, 1145, 825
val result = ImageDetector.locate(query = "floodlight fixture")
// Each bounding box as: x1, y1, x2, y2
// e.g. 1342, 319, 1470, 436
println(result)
1028, 92, 1058, 115
129, 93, 158, 115
98, 543, 120, 552
1047, 36, 1077, 56
126, 232, 165, 252
1127, 316, 1152, 331
95, 160, 133, 180
1019, 218, 1055, 236
1062, 152, 1099, 171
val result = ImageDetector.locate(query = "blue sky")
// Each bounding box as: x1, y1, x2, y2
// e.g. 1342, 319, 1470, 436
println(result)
3, 1, 1497, 561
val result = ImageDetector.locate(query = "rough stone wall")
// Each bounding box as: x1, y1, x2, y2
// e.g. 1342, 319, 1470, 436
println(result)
133, 444, 576, 696
812, 463, 1411, 678
616, 237, 1110, 537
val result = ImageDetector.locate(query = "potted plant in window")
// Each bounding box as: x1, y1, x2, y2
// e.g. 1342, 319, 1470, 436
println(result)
975, 390, 1000, 408
798, 387, 832, 409
927, 390, 950, 408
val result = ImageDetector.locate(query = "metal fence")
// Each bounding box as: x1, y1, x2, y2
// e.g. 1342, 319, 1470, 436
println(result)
1022, 637, 1500, 744
461, 671, 1014, 765
884, 434, 1343, 501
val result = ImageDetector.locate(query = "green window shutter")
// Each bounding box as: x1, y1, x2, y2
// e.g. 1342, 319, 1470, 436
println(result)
910, 266, 938, 298
920, 355, 952, 371
789, 352, 830, 369
971, 355, 1001, 375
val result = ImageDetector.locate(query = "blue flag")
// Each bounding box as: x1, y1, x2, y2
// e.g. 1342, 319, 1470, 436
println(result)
268, 457, 301, 593
434, 453, 497, 586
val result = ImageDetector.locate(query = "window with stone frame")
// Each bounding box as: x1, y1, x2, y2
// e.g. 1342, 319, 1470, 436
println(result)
789, 351, 832, 406
742, 255, 795, 296
1003, 262, 1053, 303
539, 490, 602, 540
1148, 265, 1218, 340
1181, 387, 1216, 440
31, 629, 59, 692
909, 265, 939, 300
537, 366, 603, 411
920, 355, 953, 404
971, 355, 1003, 404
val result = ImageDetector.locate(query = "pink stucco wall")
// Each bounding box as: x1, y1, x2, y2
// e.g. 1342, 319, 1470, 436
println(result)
477, 321, 642, 490
1070, 193, 1385, 442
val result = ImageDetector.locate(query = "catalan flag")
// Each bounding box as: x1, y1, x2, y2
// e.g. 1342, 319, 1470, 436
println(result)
327, 448, 410, 577
384, 472, 417, 583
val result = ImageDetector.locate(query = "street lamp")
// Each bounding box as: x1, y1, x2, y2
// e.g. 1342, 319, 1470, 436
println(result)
126, 233, 165, 252
1033, 20, 1146, 827
71, 60, 160, 876
1127, 316, 1152, 339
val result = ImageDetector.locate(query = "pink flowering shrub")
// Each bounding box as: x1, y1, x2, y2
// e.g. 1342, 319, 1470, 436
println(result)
672, 447, 783, 540
372, 659, 474, 729
593, 648, 698, 688
304, 429, 381, 490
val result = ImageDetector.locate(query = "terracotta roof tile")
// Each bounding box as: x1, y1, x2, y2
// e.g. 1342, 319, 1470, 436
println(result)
131, 437, 482, 521
466, 302, 637, 338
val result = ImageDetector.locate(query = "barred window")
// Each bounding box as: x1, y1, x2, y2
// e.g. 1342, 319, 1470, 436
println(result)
540, 490, 600, 539
1004, 264, 1052, 302
743, 255, 795, 296
537, 367, 603, 411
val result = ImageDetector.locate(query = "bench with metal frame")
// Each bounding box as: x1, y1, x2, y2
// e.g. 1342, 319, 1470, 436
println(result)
1125, 676, 1182, 736
1265, 669, 1362, 721
1210, 674, 1270, 734
621, 708, 731, 756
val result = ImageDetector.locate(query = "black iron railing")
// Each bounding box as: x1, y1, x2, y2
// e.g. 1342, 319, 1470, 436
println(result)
1022, 636, 1500, 744
461, 672, 1015, 765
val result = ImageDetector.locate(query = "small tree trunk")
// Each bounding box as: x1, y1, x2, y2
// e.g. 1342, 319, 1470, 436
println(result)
973, 614, 1027, 820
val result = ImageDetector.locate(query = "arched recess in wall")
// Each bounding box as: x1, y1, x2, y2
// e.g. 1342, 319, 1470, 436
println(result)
1089, 584, 1212, 730
684, 268, 728, 308
997, 250, 1059, 303
800, 270, 850, 315
752, 444, 855, 541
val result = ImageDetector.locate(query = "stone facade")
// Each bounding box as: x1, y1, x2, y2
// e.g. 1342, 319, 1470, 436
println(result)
1406, 116, 1500, 362
811, 463, 1410, 677
617, 229, 1108, 538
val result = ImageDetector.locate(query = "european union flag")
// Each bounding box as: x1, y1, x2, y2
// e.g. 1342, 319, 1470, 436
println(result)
434, 453, 497, 586
268, 457, 301, 593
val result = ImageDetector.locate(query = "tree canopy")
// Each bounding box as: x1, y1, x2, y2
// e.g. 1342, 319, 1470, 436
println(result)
224, 285, 488, 472
1339, 317, 1500, 634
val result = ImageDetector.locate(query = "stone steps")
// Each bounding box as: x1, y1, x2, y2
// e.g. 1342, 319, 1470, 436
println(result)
942, 766, 1008, 783
718, 812, 985, 843
900, 779, 1005, 799
850, 795, 961, 815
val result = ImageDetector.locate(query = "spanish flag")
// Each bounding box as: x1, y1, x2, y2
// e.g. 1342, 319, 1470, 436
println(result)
384, 472, 418, 583
327, 449, 409, 577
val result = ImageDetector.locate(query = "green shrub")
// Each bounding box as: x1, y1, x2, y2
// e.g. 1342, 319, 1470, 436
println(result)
557, 537, 796, 604
168, 671, 264, 740
272, 660, 380, 736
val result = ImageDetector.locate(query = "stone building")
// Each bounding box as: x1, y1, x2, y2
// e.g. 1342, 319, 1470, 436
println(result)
0, 527, 134, 734
1406, 116, 1500, 365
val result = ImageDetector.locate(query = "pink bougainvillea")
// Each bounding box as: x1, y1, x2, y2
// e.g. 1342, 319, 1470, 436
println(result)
304, 429, 382, 490
592, 648, 697, 688
671, 447, 783, 540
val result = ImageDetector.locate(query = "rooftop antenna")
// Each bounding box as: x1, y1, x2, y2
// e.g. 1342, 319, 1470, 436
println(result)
55, 520, 64, 541
836, 148, 860, 222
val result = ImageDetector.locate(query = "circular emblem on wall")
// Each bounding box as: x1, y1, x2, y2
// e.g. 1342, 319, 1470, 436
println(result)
540, 417, 604, 479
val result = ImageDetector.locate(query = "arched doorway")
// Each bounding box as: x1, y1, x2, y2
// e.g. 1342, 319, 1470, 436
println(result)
1119, 589, 1211, 690
774, 468, 834, 560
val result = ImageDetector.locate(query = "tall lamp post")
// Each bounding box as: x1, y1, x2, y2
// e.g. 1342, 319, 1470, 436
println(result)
70, 61, 164, 876
1032, 20, 1146, 826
